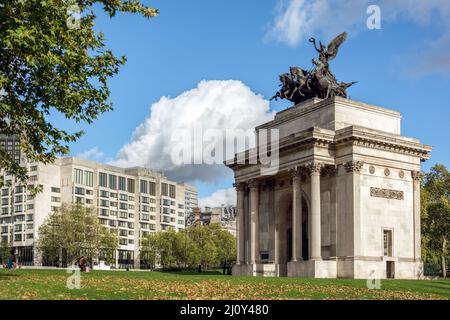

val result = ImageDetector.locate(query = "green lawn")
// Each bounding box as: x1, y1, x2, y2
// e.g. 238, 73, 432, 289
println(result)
0, 269, 449, 300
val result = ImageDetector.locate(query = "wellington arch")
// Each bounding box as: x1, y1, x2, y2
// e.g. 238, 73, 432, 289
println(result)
226, 97, 431, 279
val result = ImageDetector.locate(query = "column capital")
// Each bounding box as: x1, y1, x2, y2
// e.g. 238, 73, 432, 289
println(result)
248, 179, 260, 190
411, 170, 424, 182
233, 182, 246, 192
307, 162, 324, 176
343, 160, 364, 173
289, 166, 303, 181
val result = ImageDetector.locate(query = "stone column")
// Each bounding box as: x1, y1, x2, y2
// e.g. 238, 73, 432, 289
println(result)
267, 180, 276, 264
234, 182, 246, 265
249, 180, 260, 264
308, 162, 323, 261
412, 171, 423, 262
290, 168, 303, 262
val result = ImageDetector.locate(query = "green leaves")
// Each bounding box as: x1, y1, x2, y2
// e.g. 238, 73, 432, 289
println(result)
421, 164, 450, 277
141, 224, 236, 270
0, 0, 158, 188
37, 203, 119, 263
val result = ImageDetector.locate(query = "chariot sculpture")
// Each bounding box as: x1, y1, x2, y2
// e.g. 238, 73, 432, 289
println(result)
271, 32, 357, 104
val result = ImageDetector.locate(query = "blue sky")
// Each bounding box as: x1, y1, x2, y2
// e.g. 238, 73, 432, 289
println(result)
61, 0, 450, 205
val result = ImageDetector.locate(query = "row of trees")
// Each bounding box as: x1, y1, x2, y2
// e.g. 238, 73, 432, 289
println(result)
421, 164, 450, 278
140, 223, 236, 271
35, 203, 236, 271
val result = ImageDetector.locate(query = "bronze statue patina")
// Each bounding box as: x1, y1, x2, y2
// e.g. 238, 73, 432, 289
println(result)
271, 32, 357, 104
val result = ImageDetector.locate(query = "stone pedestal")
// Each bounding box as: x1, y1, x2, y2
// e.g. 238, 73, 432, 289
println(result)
287, 260, 337, 278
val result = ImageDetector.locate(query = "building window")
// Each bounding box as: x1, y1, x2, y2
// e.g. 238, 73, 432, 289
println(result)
118, 176, 126, 192
14, 205, 23, 213
27, 204, 34, 210
75, 197, 84, 204
15, 186, 24, 193
383, 229, 393, 257
119, 211, 128, 219
99, 172, 108, 188
51, 187, 61, 193
119, 229, 128, 237
74, 169, 83, 184
74, 187, 85, 195
161, 183, 168, 197
14, 195, 23, 203
109, 175, 117, 190
149, 182, 156, 196
26, 214, 33, 221
51, 197, 61, 202
169, 184, 176, 199
30, 165, 38, 171
100, 199, 109, 207
84, 171, 93, 187
140, 180, 148, 194
119, 194, 128, 201
100, 190, 109, 198
14, 234, 22, 241
127, 178, 135, 193
119, 203, 128, 210
14, 224, 22, 232
2, 198, 9, 206
26, 233, 33, 239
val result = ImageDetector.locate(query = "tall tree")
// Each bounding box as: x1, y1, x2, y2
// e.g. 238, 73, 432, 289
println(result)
422, 164, 450, 278
208, 223, 236, 269
0, 240, 10, 265
38, 203, 118, 265
0, 0, 158, 192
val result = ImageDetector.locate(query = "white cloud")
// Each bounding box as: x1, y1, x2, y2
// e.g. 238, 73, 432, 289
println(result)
199, 187, 236, 209
77, 146, 105, 162
111, 80, 274, 184
266, 0, 450, 75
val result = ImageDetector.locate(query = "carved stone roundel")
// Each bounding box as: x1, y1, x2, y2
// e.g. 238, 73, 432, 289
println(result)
399, 170, 405, 179
384, 168, 390, 177
369, 166, 375, 174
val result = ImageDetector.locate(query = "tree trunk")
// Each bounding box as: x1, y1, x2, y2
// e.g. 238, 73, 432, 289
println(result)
442, 236, 447, 279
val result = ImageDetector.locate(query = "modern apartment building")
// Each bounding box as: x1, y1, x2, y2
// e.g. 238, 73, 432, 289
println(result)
180, 183, 199, 227
0, 157, 198, 268
0, 134, 24, 164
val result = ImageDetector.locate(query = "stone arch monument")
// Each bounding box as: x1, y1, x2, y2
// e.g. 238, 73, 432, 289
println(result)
226, 97, 431, 279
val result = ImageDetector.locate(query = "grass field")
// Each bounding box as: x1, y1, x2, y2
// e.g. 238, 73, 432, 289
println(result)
0, 269, 449, 300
